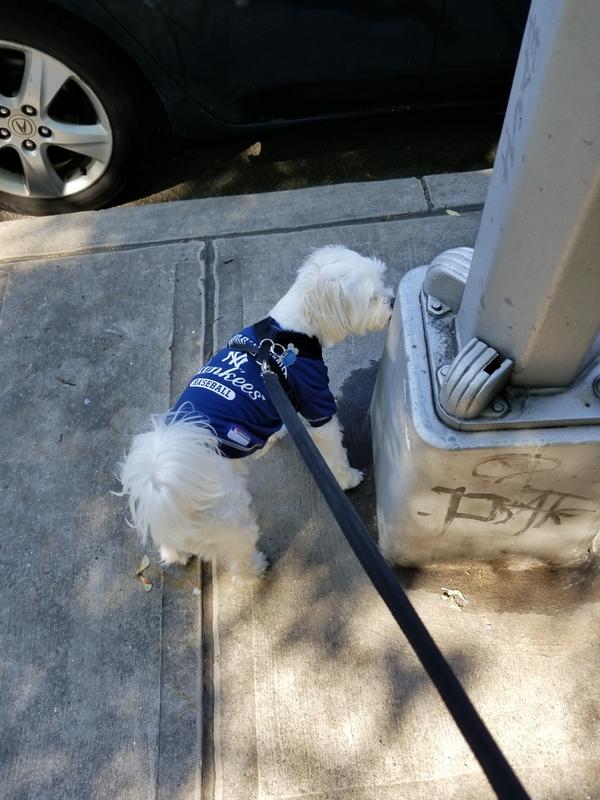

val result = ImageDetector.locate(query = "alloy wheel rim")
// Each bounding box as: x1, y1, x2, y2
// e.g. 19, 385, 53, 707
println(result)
0, 41, 113, 199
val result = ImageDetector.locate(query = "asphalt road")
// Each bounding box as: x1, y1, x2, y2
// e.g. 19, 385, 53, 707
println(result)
0, 109, 503, 221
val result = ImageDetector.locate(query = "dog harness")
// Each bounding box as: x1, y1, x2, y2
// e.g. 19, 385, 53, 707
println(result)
169, 317, 336, 458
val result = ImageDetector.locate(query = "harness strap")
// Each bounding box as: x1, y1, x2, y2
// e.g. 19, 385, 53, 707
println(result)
228, 320, 299, 407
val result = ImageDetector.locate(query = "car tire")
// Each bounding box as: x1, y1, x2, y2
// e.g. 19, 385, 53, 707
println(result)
0, 8, 162, 215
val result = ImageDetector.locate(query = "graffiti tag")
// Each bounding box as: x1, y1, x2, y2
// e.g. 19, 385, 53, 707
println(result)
430, 485, 596, 537
472, 453, 559, 484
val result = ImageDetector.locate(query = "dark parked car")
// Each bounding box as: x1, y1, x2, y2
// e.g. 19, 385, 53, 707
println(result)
0, 0, 530, 215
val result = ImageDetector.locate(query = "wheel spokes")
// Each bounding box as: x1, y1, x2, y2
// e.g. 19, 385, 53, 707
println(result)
19, 145, 64, 197
0, 91, 16, 112
0, 41, 113, 199
17, 49, 73, 116
50, 121, 112, 164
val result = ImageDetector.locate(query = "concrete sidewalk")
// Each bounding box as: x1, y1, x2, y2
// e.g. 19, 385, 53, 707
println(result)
0, 171, 598, 800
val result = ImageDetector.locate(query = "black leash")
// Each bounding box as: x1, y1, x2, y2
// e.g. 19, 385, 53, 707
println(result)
256, 347, 531, 800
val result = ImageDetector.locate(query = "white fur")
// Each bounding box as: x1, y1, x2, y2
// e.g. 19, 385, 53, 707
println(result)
117, 245, 393, 580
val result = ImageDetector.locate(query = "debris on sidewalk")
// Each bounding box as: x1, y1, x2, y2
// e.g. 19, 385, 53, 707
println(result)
441, 587, 469, 609
241, 141, 262, 161
136, 554, 151, 575
136, 554, 153, 591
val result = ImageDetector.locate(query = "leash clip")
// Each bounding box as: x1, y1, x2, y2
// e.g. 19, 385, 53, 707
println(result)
257, 338, 277, 374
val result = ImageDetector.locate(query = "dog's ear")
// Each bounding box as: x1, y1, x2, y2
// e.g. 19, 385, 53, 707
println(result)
303, 272, 375, 345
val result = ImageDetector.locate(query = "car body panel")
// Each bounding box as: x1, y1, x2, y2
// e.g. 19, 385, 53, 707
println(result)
428, 0, 530, 102
95, 0, 443, 124
6, 0, 531, 137
33, 0, 210, 137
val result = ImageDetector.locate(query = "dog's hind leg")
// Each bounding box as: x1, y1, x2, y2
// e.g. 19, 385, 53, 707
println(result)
253, 425, 287, 460
203, 478, 269, 581
228, 537, 269, 583
190, 459, 268, 581
159, 545, 191, 566
207, 519, 268, 582
309, 414, 363, 490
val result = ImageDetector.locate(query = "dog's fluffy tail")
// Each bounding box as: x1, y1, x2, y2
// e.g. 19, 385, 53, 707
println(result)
117, 414, 230, 548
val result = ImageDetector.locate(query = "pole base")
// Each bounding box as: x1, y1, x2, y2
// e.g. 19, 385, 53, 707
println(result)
370, 266, 600, 567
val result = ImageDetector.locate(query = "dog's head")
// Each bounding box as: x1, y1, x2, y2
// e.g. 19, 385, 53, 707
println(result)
293, 245, 394, 346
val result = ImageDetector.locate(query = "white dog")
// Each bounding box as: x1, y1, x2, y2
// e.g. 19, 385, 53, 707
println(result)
117, 246, 393, 580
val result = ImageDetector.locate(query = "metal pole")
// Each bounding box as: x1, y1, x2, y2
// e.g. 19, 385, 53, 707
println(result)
457, 0, 600, 389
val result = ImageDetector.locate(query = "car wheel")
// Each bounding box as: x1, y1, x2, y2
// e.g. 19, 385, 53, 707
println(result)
0, 11, 156, 215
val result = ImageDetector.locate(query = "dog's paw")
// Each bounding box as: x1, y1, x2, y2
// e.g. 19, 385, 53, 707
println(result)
338, 467, 364, 491
159, 545, 190, 567
230, 550, 269, 583
254, 550, 269, 576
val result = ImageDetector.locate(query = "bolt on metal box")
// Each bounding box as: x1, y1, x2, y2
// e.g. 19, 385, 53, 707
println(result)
370, 265, 600, 568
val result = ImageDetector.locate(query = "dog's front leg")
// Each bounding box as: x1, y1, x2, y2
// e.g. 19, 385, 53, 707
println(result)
308, 414, 363, 490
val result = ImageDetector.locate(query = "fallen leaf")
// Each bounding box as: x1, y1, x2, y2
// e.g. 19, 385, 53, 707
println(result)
136, 554, 151, 575
244, 141, 262, 158
139, 575, 153, 591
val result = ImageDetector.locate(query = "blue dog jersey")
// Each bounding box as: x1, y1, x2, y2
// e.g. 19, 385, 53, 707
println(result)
170, 318, 336, 458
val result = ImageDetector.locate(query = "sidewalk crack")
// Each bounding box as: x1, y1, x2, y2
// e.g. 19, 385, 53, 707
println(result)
420, 177, 434, 211
157, 243, 209, 800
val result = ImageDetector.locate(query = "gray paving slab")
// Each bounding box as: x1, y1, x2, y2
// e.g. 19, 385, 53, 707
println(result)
0, 241, 204, 799
0, 178, 428, 264
210, 213, 600, 800
1, 171, 598, 800
423, 169, 492, 210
